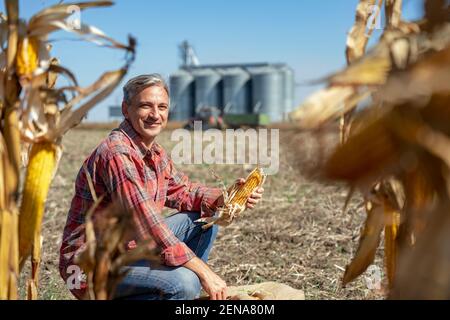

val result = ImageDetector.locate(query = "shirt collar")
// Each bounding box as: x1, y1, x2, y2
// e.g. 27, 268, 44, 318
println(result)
118, 119, 162, 159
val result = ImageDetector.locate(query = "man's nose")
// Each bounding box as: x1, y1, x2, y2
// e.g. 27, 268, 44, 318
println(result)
147, 107, 159, 120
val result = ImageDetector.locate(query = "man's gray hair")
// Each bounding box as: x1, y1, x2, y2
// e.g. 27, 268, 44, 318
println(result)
123, 74, 170, 105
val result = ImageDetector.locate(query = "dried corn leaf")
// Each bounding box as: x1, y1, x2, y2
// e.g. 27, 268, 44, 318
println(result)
384, 208, 400, 287
385, 0, 403, 28
379, 45, 450, 106
289, 87, 371, 129
28, 1, 111, 35
330, 55, 391, 86
346, 0, 379, 64
28, 2, 132, 52
325, 111, 402, 185
401, 167, 438, 245
29, 1, 112, 25
423, 0, 450, 31
390, 200, 450, 299
414, 117, 450, 169
330, 24, 450, 87
48, 68, 127, 141
342, 195, 385, 286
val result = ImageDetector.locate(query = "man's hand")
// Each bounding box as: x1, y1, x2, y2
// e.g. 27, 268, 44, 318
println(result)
216, 178, 265, 210
199, 268, 228, 300
234, 178, 264, 210
184, 257, 228, 300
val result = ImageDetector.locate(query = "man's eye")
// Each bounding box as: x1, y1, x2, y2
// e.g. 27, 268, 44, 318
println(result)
159, 105, 168, 110
139, 105, 150, 109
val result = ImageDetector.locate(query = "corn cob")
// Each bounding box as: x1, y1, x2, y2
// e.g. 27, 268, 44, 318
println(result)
200, 167, 266, 229
18, 141, 59, 270
16, 37, 39, 77
228, 167, 266, 207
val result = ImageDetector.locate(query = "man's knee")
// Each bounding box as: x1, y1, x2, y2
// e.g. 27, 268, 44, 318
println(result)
167, 268, 201, 300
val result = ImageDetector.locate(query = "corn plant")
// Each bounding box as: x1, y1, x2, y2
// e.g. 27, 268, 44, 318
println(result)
0, 0, 135, 300
290, 0, 450, 298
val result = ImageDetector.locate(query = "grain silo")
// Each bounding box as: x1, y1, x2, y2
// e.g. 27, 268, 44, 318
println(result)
192, 68, 222, 112
278, 65, 295, 120
221, 67, 250, 114
248, 66, 283, 122
169, 70, 194, 121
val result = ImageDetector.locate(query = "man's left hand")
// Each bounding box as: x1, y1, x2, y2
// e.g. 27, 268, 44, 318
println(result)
246, 186, 264, 209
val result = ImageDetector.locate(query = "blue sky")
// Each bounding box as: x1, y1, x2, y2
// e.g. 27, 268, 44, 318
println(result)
3, 0, 423, 121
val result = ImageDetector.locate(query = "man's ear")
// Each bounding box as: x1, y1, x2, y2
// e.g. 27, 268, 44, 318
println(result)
122, 101, 128, 119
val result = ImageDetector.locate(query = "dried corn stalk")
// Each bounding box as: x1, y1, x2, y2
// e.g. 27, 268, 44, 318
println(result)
0, 0, 136, 299
385, 0, 403, 29
290, 0, 450, 297
346, 0, 380, 64
198, 167, 266, 229
65, 167, 159, 300
290, 0, 440, 129
75, 199, 159, 300
0, 132, 19, 300
0, 0, 21, 300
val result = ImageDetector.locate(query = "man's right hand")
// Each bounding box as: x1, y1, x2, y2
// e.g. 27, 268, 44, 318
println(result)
199, 268, 227, 300
184, 256, 228, 300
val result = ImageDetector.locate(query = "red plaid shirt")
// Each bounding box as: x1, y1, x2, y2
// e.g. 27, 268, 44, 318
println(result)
59, 120, 222, 298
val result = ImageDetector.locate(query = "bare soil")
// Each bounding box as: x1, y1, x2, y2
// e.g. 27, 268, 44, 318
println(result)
20, 126, 385, 300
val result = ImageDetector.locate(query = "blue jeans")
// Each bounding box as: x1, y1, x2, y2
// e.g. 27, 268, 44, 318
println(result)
113, 212, 218, 300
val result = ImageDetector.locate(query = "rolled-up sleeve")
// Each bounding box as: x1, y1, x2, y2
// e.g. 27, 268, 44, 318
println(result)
100, 152, 195, 266
164, 161, 223, 219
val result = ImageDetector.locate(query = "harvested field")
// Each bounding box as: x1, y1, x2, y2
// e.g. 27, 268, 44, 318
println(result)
22, 126, 385, 300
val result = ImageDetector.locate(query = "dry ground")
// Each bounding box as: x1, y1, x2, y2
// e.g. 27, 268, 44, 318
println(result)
20, 126, 386, 300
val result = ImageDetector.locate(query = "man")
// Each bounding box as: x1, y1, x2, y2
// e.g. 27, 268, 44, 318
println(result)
59, 74, 264, 300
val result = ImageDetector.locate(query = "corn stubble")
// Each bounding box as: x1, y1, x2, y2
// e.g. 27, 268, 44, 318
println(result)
290, 0, 450, 298
0, 0, 136, 299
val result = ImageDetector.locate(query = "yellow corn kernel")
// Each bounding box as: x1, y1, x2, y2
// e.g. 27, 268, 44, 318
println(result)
230, 168, 265, 207
18, 141, 58, 269
16, 37, 39, 77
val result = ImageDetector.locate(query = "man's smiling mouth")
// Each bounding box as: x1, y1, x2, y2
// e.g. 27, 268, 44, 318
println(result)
144, 121, 161, 127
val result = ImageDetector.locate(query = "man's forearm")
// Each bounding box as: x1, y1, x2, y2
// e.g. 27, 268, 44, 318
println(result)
183, 256, 211, 279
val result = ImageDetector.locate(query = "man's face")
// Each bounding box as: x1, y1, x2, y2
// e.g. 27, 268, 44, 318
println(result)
122, 85, 169, 146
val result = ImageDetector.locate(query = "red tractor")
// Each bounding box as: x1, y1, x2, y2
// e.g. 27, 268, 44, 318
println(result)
184, 106, 224, 130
